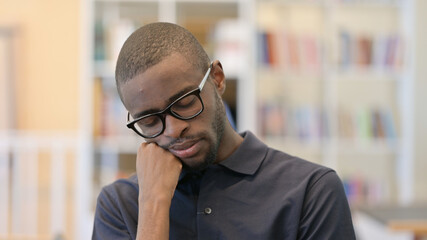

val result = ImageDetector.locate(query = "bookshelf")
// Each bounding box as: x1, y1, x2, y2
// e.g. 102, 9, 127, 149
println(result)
88, 0, 415, 208
254, 0, 412, 207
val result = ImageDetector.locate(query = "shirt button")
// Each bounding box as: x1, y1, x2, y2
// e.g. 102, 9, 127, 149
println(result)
204, 207, 212, 215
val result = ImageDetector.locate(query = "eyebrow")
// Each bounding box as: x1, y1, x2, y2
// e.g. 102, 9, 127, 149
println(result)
133, 85, 197, 119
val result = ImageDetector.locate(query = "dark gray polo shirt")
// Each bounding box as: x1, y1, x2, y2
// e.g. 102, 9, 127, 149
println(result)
93, 131, 356, 239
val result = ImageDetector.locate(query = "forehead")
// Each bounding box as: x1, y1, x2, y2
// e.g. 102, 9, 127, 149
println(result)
120, 53, 203, 115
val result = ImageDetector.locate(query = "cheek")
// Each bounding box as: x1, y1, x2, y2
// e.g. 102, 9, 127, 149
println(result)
200, 93, 218, 122
203, 92, 225, 133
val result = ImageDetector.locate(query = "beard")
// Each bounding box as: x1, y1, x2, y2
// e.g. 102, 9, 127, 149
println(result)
182, 92, 226, 172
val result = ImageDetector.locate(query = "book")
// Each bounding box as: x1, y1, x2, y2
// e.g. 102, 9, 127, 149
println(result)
356, 36, 373, 67
259, 101, 285, 137
257, 30, 321, 72
338, 31, 404, 71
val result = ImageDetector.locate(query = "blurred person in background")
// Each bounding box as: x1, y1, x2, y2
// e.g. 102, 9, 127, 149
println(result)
92, 22, 356, 240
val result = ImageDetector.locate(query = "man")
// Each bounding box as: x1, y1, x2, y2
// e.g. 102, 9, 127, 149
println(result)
92, 22, 356, 240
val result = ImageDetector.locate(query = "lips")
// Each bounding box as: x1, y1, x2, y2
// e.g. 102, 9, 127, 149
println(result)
168, 140, 201, 159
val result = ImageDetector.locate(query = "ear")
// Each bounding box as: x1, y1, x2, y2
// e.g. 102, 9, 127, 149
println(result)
211, 60, 226, 95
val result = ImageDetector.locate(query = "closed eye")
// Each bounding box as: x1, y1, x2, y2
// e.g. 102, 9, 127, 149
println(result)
137, 116, 160, 128
172, 94, 197, 110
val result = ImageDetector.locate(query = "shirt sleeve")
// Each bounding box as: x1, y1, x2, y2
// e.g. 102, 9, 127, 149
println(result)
92, 185, 134, 240
297, 170, 356, 240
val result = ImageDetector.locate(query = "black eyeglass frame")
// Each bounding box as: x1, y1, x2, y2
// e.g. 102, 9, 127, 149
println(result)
126, 63, 213, 138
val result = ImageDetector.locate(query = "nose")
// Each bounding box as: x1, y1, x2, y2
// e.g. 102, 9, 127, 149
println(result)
162, 114, 189, 139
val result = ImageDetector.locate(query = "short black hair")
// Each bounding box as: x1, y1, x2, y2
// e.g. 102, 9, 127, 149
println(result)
115, 22, 211, 99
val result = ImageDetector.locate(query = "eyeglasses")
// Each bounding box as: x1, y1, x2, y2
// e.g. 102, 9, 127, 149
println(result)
126, 63, 212, 138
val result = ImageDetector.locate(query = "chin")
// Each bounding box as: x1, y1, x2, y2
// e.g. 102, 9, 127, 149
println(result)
182, 155, 213, 172
182, 161, 209, 172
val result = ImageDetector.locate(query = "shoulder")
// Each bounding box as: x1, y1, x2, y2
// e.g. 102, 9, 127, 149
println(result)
96, 174, 139, 218
297, 168, 356, 239
262, 146, 335, 186
237, 131, 336, 189
235, 132, 332, 180
261, 150, 356, 238
99, 174, 139, 199
93, 175, 139, 239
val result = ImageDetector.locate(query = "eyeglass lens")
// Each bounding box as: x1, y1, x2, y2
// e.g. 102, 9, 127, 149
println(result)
133, 93, 203, 137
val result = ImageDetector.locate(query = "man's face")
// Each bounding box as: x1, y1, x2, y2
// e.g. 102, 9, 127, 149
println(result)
120, 53, 226, 171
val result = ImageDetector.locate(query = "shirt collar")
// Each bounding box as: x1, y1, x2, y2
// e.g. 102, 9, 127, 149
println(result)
218, 131, 268, 175
179, 131, 268, 181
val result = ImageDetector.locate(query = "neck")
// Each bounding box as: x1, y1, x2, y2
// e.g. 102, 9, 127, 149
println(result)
215, 124, 244, 163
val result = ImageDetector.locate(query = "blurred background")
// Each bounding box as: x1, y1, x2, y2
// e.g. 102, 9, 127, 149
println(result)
0, 0, 426, 239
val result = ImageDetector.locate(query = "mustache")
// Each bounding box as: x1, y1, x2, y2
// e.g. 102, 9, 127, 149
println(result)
159, 134, 202, 149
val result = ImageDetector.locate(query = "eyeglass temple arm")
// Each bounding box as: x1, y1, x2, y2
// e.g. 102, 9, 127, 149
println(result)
199, 63, 213, 90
